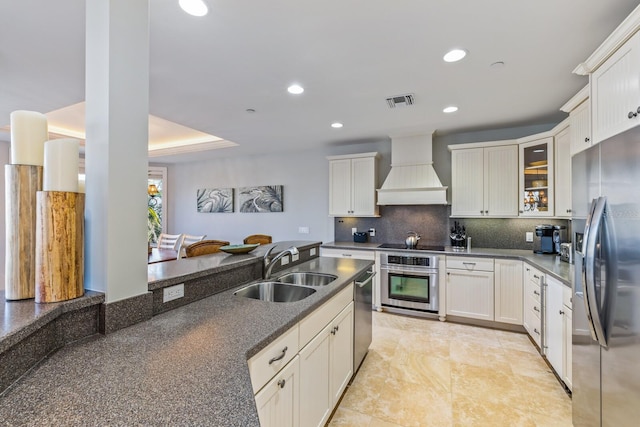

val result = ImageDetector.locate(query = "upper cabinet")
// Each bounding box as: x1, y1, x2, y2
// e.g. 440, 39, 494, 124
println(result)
572, 7, 640, 144
327, 152, 379, 217
519, 137, 554, 217
554, 123, 572, 218
591, 30, 640, 144
561, 85, 591, 156
450, 143, 518, 218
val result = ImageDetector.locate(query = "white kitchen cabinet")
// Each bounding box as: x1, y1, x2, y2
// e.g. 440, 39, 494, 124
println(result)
450, 144, 518, 217
255, 355, 300, 427
519, 137, 554, 217
562, 285, 573, 391
591, 30, 640, 144
446, 257, 494, 321
494, 259, 523, 325
554, 124, 572, 218
523, 263, 544, 349
544, 276, 564, 378
327, 152, 379, 217
300, 302, 353, 427
570, 99, 591, 155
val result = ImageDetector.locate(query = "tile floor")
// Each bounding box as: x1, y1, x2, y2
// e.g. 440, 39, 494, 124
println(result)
328, 312, 572, 427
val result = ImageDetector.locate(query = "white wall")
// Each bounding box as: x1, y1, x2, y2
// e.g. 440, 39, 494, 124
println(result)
167, 140, 390, 245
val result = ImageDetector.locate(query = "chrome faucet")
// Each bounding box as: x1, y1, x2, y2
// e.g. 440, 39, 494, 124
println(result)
263, 246, 299, 279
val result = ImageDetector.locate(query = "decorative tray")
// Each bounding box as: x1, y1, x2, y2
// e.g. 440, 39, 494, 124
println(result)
220, 243, 260, 254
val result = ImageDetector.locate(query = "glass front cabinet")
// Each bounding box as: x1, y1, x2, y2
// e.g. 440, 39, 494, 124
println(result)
519, 137, 554, 216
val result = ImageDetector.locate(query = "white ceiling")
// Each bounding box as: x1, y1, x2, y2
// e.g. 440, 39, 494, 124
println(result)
1, 0, 638, 163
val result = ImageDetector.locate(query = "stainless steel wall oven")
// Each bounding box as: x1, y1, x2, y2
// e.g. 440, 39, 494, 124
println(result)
380, 252, 439, 313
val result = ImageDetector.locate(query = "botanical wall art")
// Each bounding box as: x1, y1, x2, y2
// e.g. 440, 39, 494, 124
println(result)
238, 185, 283, 213
197, 188, 234, 213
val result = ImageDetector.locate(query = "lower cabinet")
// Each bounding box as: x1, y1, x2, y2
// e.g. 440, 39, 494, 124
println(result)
300, 303, 354, 427
544, 276, 564, 377
523, 264, 544, 348
494, 259, 523, 325
446, 257, 495, 321
562, 286, 573, 391
249, 283, 355, 427
254, 355, 300, 427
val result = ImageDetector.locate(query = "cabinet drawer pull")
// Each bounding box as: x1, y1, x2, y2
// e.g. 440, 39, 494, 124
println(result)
585, 137, 590, 143
342, 253, 352, 257
533, 290, 540, 296
462, 262, 476, 266
533, 274, 540, 279
331, 325, 339, 335
534, 328, 540, 335
533, 306, 540, 312
559, 309, 565, 315
268, 346, 288, 365
278, 379, 286, 389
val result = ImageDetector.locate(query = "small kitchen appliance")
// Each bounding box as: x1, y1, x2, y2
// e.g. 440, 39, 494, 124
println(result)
559, 242, 573, 263
533, 224, 566, 254
353, 231, 368, 243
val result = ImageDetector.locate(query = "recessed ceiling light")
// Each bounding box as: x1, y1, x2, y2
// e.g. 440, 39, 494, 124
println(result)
287, 84, 304, 95
179, 0, 208, 17
443, 106, 458, 113
443, 49, 467, 63
331, 122, 343, 128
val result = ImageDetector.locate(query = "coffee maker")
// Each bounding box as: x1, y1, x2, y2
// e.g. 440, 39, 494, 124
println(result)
533, 224, 566, 254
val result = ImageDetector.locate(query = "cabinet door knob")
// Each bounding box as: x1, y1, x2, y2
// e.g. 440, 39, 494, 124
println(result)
480, 210, 483, 214
585, 137, 590, 143
628, 111, 637, 119
278, 379, 286, 389
637, 106, 640, 114
519, 210, 524, 214
559, 310, 565, 315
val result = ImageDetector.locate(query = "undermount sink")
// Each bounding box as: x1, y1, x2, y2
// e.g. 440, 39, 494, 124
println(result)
275, 272, 338, 287
234, 281, 316, 302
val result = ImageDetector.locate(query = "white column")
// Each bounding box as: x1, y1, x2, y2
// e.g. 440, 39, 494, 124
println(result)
85, 0, 149, 302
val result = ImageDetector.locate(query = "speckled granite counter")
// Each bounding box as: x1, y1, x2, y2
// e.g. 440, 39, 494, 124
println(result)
0, 256, 373, 426
322, 241, 574, 285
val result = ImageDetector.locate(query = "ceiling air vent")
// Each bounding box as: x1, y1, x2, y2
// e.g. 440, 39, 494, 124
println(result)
386, 93, 415, 109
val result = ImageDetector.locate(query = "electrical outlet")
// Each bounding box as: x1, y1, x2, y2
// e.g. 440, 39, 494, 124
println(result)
163, 283, 184, 303
526, 232, 534, 242
281, 255, 290, 266
369, 228, 376, 237
310, 248, 316, 256
292, 252, 299, 261
298, 226, 310, 234
351, 227, 357, 235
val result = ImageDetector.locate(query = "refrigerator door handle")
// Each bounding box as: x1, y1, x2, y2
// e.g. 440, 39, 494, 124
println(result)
583, 196, 608, 348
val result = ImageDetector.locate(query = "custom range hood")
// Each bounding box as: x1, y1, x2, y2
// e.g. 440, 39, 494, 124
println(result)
377, 134, 448, 205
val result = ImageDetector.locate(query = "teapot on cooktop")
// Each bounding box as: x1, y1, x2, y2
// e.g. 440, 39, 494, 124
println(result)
405, 231, 421, 249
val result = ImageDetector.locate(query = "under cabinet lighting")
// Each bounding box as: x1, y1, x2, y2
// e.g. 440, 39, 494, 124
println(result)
443, 106, 458, 113
179, 0, 208, 17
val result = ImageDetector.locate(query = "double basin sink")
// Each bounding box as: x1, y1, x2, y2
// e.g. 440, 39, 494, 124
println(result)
234, 272, 338, 302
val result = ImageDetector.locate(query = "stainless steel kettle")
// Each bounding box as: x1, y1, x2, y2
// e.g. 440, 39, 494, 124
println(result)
405, 231, 421, 249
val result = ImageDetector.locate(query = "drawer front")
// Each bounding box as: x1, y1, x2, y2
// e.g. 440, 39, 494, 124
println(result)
526, 294, 542, 321
299, 283, 354, 348
249, 325, 300, 394
446, 256, 494, 272
526, 278, 541, 303
320, 247, 375, 260
524, 264, 544, 285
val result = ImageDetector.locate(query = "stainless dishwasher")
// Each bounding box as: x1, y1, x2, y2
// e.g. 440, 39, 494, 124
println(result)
353, 266, 376, 373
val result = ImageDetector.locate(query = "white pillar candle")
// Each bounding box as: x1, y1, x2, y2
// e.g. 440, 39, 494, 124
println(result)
10, 110, 48, 166
78, 175, 86, 193
43, 139, 80, 192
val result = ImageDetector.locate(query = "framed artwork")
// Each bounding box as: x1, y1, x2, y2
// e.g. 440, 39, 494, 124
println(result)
238, 185, 283, 213
197, 188, 234, 213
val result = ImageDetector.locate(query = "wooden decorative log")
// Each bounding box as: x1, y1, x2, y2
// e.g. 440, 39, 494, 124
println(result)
5, 164, 43, 300
35, 191, 84, 303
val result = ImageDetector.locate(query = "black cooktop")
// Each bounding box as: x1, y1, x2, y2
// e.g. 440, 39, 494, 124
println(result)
378, 243, 445, 251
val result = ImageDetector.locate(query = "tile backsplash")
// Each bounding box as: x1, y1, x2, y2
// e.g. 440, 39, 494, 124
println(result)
334, 205, 570, 250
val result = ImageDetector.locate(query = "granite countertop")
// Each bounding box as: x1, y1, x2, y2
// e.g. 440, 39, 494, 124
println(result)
148, 240, 322, 289
0, 256, 373, 426
322, 241, 573, 285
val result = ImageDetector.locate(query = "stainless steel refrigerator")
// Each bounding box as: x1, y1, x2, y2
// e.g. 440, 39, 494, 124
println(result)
572, 125, 640, 426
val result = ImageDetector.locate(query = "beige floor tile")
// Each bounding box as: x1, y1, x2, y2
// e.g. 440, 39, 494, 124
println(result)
331, 313, 572, 427
328, 406, 372, 426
